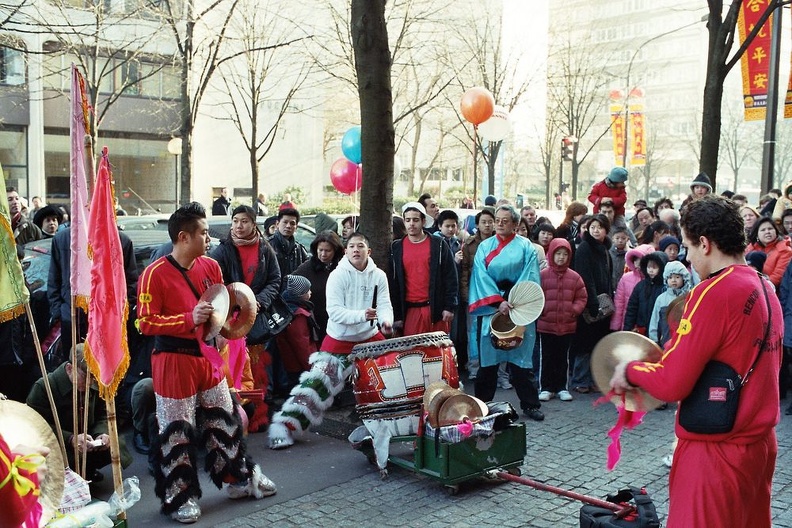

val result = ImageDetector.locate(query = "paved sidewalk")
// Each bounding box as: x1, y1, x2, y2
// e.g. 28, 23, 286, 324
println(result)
218, 388, 792, 528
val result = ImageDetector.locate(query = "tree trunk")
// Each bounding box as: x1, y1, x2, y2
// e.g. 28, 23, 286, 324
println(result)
486, 141, 501, 196
699, 10, 726, 190
351, 0, 395, 269
179, 19, 194, 206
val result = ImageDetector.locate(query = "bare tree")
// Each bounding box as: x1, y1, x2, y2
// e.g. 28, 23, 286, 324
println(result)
546, 35, 612, 200
351, 0, 394, 266
211, 0, 311, 208
637, 127, 670, 202
719, 102, 759, 192
774, 123, 792, 189
536, 119, 561, 209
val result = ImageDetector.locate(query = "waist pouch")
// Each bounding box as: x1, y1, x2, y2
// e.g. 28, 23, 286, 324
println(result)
678, 360, 741, 434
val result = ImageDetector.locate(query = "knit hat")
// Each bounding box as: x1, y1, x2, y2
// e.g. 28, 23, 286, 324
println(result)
33, 205, 63, 228
690, 172, 712, 193
484, 195, 497, 206
401, 201, 427, 218
658, 235, 681, 253
286, 275, 311, 297
607, 167, 628, 183
745, 251, 767, 274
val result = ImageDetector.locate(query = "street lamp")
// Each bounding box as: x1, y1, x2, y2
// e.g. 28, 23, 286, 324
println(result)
167, 137, 182, 211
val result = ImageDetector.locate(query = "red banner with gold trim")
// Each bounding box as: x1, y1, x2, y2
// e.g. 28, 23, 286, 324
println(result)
629, 104, 646, 166
738, 1, 773, 121
611, 103, 625, 167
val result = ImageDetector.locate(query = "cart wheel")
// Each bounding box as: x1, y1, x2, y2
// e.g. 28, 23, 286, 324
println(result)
446, 485, 459, 496
506, 467, 522, 477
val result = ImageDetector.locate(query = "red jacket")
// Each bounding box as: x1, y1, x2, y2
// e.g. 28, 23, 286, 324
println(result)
588, 179, 627, 216
537, 238, 588, 336
745, 236, 792, 287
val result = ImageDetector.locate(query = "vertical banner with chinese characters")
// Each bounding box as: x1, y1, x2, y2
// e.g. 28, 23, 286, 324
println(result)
738, 2, 773, 121
610, 100, 625, 167
629, 103, 646, 166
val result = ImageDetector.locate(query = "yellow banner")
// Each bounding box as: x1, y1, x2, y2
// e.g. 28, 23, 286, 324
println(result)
610, 103, 625, 167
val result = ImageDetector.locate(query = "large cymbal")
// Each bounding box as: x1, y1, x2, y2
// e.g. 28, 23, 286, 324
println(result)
591, 331, 664, 412
199, 284, 230, 341
437, 394, 488, 427
0, 397, 64, 526
221, 282, 257, 340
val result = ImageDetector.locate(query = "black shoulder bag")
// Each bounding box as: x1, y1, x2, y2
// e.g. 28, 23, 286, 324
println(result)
678, 274, 772, 434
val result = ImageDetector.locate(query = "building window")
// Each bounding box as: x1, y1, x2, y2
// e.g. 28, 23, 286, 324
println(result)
0, 46, 25, 86
118, 59, 141, 95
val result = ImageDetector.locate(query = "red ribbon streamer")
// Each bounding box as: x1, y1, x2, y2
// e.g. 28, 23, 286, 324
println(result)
594, 390, 647, 470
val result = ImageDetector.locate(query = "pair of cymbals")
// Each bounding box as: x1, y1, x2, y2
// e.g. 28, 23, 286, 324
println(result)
423, 381, 488, 428
591, 331, 664, 412
199, 282, 257, 340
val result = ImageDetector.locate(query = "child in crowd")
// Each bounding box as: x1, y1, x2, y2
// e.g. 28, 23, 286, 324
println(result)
610, 244, 655, 330
647, 261, 691, 347
275, 275, 321, 388
659, 235, 681, 263
433, 210, 467, 363
537, 239, 588, 402
609, 226, 630, 292
623, 251, 668, 335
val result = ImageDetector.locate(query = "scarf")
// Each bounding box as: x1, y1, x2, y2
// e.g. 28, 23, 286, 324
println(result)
231, 228, 260, 247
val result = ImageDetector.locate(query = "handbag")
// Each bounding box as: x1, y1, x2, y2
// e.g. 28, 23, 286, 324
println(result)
677, 274, 771, 434
582, 293, 615, 324
247, 295, 293, 345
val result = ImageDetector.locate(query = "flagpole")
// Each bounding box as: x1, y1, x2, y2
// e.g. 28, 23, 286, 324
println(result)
71, 300, 79, 471
24, 303, 68, 463
81, 372, 89, 478
106, 396, 126, 522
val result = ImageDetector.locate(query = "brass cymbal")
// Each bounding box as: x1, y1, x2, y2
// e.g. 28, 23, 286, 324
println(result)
666, 292, 689, 329
0, 397, 64, 526
591, 331, 664, 412
199, 283, 230, 341
427, 387, 462, 428
437, 394, 488, 427
221, 282, 257, 340
423, 381, 451, 413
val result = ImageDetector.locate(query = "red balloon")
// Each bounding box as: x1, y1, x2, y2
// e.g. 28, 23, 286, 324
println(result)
460, 87, 495, 125
330, 158, 362, 194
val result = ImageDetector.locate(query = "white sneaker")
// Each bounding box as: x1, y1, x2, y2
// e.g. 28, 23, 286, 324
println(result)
498, 379, 513, 390
227, 465, 277, 499
538, 391, 553, 401
170, 498, 201, 523
662, 454, 674, 468
558, 390, 573, 401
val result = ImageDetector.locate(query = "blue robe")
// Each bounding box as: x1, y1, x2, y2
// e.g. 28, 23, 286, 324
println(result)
468, 234, 540, 368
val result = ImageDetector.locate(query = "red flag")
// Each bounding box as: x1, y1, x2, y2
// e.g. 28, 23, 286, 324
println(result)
84, 148, 128, 399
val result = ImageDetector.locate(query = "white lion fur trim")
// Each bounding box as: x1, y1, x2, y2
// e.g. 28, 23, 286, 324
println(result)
267, 421, 295, 443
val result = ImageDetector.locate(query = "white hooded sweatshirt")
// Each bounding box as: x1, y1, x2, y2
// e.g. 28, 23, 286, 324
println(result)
325, 255, 394, 343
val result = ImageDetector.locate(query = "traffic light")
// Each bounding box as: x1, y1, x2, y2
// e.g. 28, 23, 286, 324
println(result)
561, 136, 577, 162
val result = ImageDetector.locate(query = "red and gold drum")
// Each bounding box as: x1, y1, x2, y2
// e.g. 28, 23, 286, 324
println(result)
349, 332, 459, 408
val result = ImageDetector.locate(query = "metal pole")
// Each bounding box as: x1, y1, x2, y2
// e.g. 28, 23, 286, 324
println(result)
174, 154, 179, 211
760, 3, 783, 195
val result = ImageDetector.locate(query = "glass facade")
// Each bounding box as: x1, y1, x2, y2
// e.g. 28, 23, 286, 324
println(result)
0, 126, 28, 196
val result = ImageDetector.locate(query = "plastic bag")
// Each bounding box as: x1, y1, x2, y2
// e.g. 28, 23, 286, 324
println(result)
108, 476, 141, 516
46, 501, 113, 527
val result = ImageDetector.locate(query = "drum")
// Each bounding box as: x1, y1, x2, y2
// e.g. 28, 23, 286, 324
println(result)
349, 332, 459, 407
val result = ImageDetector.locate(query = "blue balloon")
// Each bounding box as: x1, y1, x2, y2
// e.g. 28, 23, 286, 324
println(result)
341, 126, 362, 164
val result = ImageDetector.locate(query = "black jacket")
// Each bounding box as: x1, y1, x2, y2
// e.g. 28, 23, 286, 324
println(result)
623, 251, 668, 330
210, 236, 281, 310
389, 234, 458, 324
267, 231, 309, 285
572, 231, 613, 317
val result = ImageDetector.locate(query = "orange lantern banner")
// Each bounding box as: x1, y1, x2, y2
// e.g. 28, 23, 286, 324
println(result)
610, 103, 625, 167
629, 104, 646, 167
738, 2, 773, 121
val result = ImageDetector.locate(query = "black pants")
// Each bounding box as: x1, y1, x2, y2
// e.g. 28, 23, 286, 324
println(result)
475, 363, 540, 411
539, 333, 572, 393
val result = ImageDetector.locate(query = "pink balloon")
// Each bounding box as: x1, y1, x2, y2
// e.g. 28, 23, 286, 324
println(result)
330, 158, 362, 194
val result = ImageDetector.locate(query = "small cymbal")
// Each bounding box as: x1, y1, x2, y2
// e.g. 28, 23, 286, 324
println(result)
437, 394, 488, 427
221, 282, 257, 340
199, 284, 230, 341
591, 331, 664, 412
427, 387, 462, 428
0, 397, 64, 526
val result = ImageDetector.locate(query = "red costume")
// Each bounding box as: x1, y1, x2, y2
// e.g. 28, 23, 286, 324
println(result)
138, 255, 274, 517
625, 265, 782, 528
588, 179, 627, 216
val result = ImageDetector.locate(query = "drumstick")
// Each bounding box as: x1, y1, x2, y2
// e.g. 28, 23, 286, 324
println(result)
370, 285, 378, 327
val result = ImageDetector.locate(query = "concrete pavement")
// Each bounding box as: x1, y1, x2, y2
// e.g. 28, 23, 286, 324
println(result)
94, 387, 792, 527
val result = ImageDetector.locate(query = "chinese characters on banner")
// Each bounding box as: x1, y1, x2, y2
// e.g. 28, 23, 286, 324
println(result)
610, 92, 646, 167
738, 2, 773, 121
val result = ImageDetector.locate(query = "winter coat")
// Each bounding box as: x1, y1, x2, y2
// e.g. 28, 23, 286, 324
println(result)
587, 179, 627, 216
293, 256, 340, 343
744, 236, 792, 287
538, 238, 587, 336
623, 251, 668, 331
572, 230, 613, 318
210, 236, 282, 311
390, 235, 458, 324
325, 256, 394, 343
609, 245, 627, 293
460, 232, 488, 302
610, 244, 655, 331
268, 231, 309, 285
648, 261, 692, 345
779, 259, 792, 347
